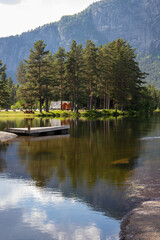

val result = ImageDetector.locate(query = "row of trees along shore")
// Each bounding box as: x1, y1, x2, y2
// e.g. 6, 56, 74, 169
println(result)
1, 38, 160, 113
0, 60, 16, 109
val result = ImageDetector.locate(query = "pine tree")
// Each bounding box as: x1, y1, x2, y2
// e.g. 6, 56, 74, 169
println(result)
43, 53, 55, 112
108, 39, 145, 111
17, 81, 37, 110
83, 40, 98, 109
8, 76, 16, 106
0, 61, 10, 109
65, 40, 84, 111
24, 40, 52, 112
16, 61, 26, 85
53, 47, 66, 110
97, 44, 112, 109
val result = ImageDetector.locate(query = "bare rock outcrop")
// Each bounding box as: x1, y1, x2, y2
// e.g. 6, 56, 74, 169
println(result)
0, 131, 17, 142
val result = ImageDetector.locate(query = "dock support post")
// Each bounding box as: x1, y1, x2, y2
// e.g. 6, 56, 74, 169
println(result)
5, 124, 9, 131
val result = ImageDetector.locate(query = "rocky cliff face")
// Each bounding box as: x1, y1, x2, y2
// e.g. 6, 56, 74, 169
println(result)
91, 0, 160, 52
1, 0, 160, 82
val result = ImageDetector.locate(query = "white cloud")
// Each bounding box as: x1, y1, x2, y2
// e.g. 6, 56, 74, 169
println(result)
0, 0, 21, 4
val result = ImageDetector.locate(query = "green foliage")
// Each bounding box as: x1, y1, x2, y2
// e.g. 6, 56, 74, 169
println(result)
81, 109, 127, 119
83, 40, 98, 109
139, 85, 160, 112
53, 47, 66, 110
11, 101, 22, 110
16, 61, 26, 85
106, 39, 146, 110
81, 110, 102, 118
14, 38, 154, 114
37, 110, 74, 118
18, 40, 54, 113
0, 61, 11, 109
65, 40, 85, 110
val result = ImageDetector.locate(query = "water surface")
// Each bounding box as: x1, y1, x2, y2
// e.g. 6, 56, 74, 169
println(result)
0, 116, 160, 239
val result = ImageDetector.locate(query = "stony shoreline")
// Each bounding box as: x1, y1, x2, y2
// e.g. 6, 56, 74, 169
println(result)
0, 131, 17, 142
120, 200, 160, 240
119, 158, 160, 240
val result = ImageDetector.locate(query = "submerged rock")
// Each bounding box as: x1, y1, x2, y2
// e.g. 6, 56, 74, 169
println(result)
112, 158, 130, 165
0, 131, 17, 142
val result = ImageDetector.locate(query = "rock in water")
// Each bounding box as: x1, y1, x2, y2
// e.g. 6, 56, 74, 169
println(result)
0, 131, 17, 142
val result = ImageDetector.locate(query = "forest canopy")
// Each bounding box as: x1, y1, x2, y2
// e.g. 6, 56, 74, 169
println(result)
1, 38, 160, 112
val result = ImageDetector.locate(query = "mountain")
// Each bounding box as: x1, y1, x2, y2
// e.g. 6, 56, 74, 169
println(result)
1, 0, 160, 86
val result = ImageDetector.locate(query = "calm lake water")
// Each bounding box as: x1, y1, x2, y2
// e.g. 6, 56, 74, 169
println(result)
0, 115, 160, 240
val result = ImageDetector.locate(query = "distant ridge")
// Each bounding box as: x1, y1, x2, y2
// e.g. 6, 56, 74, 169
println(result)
1, 0, 160, 87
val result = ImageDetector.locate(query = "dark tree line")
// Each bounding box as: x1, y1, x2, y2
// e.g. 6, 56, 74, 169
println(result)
1, 38, 160, 112
0, 60, 16, 109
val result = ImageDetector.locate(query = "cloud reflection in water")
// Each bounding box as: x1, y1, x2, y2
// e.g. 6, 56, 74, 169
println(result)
0, 175, 119, 240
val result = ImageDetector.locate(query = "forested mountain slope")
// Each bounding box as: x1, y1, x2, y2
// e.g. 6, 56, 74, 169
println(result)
1, 0, 160, 86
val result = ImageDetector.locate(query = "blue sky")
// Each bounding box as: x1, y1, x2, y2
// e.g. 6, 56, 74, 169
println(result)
0, 0, 99, 37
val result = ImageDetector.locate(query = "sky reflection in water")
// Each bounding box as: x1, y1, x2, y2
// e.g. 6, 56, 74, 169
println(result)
0, 175, 119, 240
0, 116, 158, 240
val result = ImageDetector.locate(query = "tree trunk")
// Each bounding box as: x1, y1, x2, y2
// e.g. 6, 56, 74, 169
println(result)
94, 97, 97, 110
100, 97, 102, 109
90, 95, 93, 110
75, 103, 79, 113
106, 94, 110, 109
45, 98, 49, 112
104, 95, 106, 109
87, 95, 90, 110
61, 100, 63, 110
115, 104, 118, 117
40, 97, 42, 113
45, 84, 49, 112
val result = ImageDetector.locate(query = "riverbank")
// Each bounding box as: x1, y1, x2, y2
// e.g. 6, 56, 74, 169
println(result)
0, 131, 17, 142
120, 200, 160, 239
119, 157, 160, 240
0, 109, 134, 119
38, 109, 129, 118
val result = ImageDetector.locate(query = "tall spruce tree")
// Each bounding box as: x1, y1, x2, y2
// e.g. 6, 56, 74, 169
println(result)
0, 61, 10, 109
8, 76, 16, 106
16, 61, 26, 85
108, 39, 145, 111
53, 47, 66, 110
16, 60, 37, 109
83, 40, 98, 109
97, 44, 112, 109
24, 40, 51, 112
65, 40, 84, 111
40, 52, 55, 112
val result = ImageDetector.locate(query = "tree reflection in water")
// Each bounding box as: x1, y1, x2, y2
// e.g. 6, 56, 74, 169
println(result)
0, 143, 7, 172
15, 117, 153, 219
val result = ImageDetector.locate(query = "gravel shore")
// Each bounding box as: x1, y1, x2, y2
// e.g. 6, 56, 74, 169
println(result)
120, 200, 160, 240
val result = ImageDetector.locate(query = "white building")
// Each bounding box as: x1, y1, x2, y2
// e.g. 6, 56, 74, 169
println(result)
50, 101, 71, 110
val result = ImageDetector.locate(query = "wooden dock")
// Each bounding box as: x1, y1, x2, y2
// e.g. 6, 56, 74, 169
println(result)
5, 125, 70, 136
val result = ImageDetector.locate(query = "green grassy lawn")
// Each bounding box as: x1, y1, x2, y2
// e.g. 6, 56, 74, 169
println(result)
0, 109, 130, 119
0, 111, 36, 118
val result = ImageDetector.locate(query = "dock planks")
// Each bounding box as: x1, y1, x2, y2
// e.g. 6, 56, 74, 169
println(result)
5, 125, 70, 136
